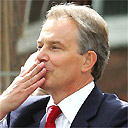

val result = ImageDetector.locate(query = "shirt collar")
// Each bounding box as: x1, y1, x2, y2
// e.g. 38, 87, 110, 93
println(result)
46, 81, 95, 123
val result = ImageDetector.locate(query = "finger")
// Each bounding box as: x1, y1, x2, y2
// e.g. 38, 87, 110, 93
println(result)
21, 62, 45, 83
24, 78, 45, 96
24, 68, 46, 88
20, 60, 40, 77
26, 60, 40, 72
24, 52, 38, 68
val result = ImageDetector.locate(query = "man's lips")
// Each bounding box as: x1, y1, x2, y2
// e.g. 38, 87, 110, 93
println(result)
46, 68, 53, 72
45, 66, 54, 72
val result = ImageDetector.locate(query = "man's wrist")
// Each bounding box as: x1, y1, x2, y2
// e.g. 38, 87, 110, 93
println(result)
0, 110, 7, 120
0, 101, 8, 120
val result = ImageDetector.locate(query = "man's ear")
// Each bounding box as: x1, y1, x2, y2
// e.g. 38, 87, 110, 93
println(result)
81, 51, 97, 72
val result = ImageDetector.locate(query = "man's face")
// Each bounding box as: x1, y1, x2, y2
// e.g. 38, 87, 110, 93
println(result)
37, 18, 84, 93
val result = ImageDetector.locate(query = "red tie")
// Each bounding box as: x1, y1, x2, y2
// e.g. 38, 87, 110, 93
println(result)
45, 105, 62, 128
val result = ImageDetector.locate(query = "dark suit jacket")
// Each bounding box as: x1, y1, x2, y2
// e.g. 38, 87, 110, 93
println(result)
6, 86, 128, 127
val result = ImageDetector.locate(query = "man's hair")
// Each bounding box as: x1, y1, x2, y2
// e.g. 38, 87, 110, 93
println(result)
44, 3, 110, 82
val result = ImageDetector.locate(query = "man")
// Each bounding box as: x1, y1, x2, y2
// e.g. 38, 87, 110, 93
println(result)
0, 3, 127, 127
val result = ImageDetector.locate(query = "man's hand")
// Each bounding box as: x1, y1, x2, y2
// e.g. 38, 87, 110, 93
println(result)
0, 60, 46, 120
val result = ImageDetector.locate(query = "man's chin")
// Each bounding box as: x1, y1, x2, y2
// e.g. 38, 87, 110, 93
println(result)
40, 82, 46, 89
40, 80, 53, 92
40, 80, 49, 90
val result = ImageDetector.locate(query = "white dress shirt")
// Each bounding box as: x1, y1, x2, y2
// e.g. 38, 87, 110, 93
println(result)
46, 81, 95, 128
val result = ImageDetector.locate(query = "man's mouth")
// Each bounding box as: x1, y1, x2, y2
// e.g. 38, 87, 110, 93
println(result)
45, 67, 54, 72
44, 65, 53, 72
40, 61, 54, 72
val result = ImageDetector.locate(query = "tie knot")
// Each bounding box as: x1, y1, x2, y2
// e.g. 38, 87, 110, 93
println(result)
46, 105, 62, 123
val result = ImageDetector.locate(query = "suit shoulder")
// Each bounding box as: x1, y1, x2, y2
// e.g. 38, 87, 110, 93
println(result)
102, 93, 128, 126
103, 93, 128, 109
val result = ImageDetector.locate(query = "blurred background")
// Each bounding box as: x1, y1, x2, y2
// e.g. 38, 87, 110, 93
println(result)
0, 0, 127, 101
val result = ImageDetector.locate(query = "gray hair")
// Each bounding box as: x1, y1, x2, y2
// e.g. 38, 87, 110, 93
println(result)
45, 3, 110, 82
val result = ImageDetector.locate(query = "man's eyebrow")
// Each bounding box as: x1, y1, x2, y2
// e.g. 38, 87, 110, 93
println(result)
37, 40, 65, 47
47, 40, 64, 46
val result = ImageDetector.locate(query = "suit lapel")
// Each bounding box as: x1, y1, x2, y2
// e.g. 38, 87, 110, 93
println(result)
31, 107, 46, 127
71, 86, 104, 127
31, 96, 50, 127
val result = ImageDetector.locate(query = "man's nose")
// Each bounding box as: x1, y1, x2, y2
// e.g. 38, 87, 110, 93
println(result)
37, 49, 49, 62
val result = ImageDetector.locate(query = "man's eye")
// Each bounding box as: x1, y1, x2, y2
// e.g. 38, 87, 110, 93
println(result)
51, 46, 60, 50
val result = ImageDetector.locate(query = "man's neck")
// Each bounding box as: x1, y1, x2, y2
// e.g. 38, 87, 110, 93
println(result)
51, 76, 94, 104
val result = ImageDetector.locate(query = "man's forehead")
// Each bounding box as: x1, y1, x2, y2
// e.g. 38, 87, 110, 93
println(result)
37, 18, 78, 46
37, 31, 54, 42
37, 31, 64, 46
